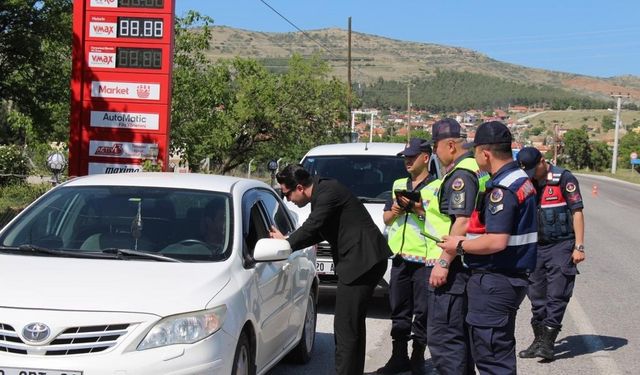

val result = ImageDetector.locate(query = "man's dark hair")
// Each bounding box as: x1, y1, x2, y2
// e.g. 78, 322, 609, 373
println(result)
478, 143, 512, 159
276, 164, 313, 190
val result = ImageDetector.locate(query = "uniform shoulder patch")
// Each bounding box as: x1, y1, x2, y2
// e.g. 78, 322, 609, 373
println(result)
451, 177, 465, 191
489, 188, 503, 203
566, 182, 577, 193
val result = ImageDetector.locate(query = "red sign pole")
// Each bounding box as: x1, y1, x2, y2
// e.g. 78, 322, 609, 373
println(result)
69, 0, 174, 176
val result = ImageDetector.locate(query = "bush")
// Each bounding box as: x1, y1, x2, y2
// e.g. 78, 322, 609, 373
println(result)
0, 145, 29, 186
0, 182, 50, 211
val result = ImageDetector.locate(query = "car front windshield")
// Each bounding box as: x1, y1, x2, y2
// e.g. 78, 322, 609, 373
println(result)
0, 186, 232, 262
302, 155, 407, 201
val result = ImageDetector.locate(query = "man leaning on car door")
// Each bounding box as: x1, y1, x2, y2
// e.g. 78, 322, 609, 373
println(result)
270, 164, 393, 375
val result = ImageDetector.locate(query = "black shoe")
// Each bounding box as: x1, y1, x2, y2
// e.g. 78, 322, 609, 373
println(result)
518, 323, 544, 359
534, 326, 560, 361
377, 340, 411, 374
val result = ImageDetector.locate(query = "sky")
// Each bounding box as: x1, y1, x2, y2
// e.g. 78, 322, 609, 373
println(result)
174, 0, 640, 78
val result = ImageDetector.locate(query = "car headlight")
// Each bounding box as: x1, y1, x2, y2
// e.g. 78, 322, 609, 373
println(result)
137, 305, 227, 350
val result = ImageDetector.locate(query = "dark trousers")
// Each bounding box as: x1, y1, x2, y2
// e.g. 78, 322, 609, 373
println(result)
427, 260, 474, 375
466, 272, 528, 375
388, 256, 430, 345
528, 240, 577, 328
335, 260, 388, 375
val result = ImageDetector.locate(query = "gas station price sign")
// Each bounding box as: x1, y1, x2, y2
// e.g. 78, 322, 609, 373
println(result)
69, 0, 175, 176
118, 0, 165, 8
88, 0, 169, 12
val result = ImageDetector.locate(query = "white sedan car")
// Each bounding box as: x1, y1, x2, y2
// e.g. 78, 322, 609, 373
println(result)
0, 173, 318, 375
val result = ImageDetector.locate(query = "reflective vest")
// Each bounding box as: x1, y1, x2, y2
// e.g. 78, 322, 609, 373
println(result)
539, 165, 575, 244
420, 178, 451, 266
439, 157, 490, 216
387, 178, 429, 263
465, 166, 538, 272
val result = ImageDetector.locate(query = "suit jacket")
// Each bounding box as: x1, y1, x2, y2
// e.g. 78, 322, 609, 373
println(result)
287, 176, 392, 284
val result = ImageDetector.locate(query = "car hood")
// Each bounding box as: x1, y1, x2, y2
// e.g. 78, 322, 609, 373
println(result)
286, 201, 387, 234
0, 255, 231, 316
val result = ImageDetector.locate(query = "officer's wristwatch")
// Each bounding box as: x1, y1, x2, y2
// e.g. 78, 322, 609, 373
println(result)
456, 240, 466, 256
574, 244, 585, 253
437, 258, 449, 269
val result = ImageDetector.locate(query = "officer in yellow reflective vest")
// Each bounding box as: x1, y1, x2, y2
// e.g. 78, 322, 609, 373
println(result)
377, 138, 434, 375
423, 118, 489, 375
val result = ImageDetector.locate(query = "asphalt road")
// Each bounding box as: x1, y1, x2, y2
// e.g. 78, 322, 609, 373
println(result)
270, 174, 639, 375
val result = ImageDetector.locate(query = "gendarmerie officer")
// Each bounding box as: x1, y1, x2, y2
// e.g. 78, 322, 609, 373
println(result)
516, 147, 585, 361
378, 138, 434, 375
438, 121, 538, 375
425, 118, 488, 374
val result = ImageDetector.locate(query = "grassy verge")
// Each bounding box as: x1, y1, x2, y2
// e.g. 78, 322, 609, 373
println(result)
576, 168, 640, 184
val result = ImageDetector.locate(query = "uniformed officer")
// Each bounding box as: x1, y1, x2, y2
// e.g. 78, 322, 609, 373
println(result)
424, 118, 488, 374
378, 138, 434, 375
516, 147, 585, 361
438, 121, 538, 375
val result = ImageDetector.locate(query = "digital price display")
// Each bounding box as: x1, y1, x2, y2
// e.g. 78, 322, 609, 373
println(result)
117, 17, 163, 38
116, 47, 162, 69
70, 0, 175, 176
118, 0, 164, 8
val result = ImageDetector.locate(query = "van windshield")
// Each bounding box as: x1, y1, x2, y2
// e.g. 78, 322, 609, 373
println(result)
302, 155, 407, 201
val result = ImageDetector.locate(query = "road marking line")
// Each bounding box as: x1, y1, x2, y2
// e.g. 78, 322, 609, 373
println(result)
568, 297, 622, 375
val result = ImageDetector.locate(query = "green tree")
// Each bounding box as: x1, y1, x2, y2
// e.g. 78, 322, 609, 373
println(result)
618, 131, 640, 167
170, 15, 349, 173
589, 141, 610, 171
562, 129, 590, 169
0, 0, 72, 144
601, 115, 615, 132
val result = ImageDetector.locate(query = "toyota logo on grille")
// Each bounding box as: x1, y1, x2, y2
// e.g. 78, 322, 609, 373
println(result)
22, 322, 51, 343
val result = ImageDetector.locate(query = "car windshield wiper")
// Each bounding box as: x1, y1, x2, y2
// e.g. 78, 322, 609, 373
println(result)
101, 248, 181, 263
358, 196, 387, 204
0, 244, 114, 259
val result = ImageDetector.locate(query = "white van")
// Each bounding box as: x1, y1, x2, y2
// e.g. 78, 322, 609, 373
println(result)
285, 142, 410, 294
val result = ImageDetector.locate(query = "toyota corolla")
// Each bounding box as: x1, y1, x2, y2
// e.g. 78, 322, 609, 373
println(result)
0, 172, 318, 375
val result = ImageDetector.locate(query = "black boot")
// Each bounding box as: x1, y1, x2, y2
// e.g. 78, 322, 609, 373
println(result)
410, 342, 426, 375
518, 322, 544, 358
376, 340, 410, 374
534, 326, 561, 361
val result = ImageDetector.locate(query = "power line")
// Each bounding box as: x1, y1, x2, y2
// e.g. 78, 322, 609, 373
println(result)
257, 0, 374, 80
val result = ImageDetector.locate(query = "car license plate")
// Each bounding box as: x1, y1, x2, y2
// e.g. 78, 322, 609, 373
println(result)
0, 367, 82, 375
316, 260, 334, 275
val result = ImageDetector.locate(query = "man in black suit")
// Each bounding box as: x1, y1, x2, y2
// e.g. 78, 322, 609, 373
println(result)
270, 164, 392, 375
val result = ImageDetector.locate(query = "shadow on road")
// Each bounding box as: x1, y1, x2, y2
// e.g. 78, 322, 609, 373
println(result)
553, 334, 628, 360
267, 332, 334, 374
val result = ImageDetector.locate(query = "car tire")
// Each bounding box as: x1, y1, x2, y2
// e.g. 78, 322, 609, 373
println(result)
286, 291, 317, 364
232, 332, 254, 375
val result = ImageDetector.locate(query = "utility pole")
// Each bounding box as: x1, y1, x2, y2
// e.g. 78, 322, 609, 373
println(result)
610, 93, 629, 174
553, 123, 559, 165
406, 84, 411, 143
347, 17, 352, 118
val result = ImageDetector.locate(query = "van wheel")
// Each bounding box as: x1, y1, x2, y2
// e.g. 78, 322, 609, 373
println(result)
287, 291, 317, 363
232, 332, 254, 375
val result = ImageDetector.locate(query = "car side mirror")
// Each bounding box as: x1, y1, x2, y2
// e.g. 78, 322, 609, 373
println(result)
253, 238, 292, 262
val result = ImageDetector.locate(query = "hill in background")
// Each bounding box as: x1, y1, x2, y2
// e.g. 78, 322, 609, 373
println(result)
207, 26, 640, 104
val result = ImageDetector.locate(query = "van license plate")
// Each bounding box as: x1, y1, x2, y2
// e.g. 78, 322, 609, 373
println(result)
316, 260, 334, 275
0, 367, 82, 375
